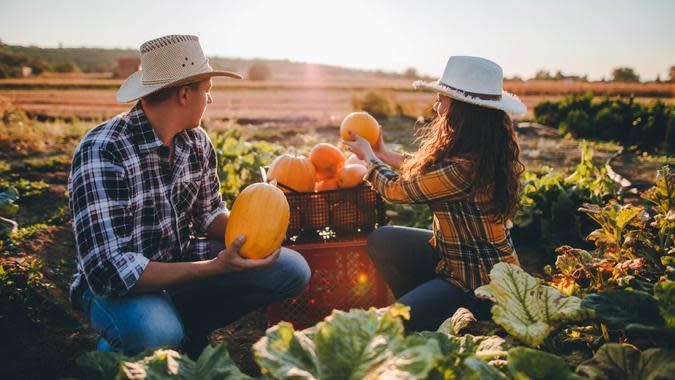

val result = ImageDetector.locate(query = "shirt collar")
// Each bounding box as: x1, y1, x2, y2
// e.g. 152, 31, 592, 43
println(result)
126, 102, 165, 154
126, 102, 197, 154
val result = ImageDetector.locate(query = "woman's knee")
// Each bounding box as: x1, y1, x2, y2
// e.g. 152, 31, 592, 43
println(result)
367, 225, 398, 261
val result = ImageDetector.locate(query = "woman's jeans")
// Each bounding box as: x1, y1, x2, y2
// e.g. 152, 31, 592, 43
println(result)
80, 242, 311, 356
367, 226, 490, 331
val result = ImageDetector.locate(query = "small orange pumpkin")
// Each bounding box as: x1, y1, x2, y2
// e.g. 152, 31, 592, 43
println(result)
315, 178, 339, 192
345, 154, 367, 167
337, 164, 368, 188
225, 182, 290, 259
340, 111, 381, 146
267, 154, 316, 192
309, 143, 346, 181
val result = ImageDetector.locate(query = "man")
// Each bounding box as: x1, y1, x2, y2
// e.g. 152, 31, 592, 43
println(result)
68, 35, 310, 355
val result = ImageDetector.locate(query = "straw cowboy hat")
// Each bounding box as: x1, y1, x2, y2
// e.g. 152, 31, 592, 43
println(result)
413, 56, 526, 114
117, 35, 242, 102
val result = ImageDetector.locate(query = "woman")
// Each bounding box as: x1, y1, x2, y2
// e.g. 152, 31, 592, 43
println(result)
343, 56, 526, 331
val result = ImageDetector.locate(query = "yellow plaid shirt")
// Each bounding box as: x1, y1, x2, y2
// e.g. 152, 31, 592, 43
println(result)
366, 156, 520, 290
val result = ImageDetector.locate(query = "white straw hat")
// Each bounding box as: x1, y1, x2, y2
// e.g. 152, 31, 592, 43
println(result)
117, 35, 242, 103
413, 56, 526, 114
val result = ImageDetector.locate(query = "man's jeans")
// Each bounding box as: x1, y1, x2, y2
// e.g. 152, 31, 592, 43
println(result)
80, 242, 311, 355
367, 226, 491, 331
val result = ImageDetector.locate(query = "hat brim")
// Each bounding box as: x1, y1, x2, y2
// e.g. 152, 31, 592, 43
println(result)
412, 80, 527, 115
117, 69, 243, 103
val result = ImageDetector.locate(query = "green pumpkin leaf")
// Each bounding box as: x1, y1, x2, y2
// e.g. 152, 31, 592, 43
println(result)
581, 290, 664, 328
254, 304, 440, 380
654, 280, 675, 328
475, 263, 592, 347
508, 347, 584, 380
576, 343, 675, 380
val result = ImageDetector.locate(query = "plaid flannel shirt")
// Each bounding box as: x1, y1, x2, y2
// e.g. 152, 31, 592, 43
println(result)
366, 157, 519, 290
68, 103, 226, 303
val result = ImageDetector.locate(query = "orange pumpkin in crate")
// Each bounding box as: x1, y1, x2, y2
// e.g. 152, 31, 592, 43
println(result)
309, 143, 345, 181
337, 164, 368, 188
315, 178, 339, 192
225, 182, 290, 259
340, 111, 381, 146
267, 154, 316, 193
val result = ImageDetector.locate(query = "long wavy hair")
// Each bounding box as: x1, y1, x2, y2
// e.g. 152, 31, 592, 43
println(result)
400, 98, 525, 222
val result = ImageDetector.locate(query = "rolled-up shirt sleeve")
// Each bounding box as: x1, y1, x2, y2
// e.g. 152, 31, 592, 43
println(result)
69, 143, 149, 297
193, 132, 227, 233
366, 157, 473, 204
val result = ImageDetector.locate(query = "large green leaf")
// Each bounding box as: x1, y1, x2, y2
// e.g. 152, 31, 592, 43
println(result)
581, 290, 664, 328
413, 332, 508, 380
507, 347, 584, 380
576, 343, 675, 380
654, 280, 675, 328
76, 344, 250, 380
253, 305, 440, 380
474, 263, 592, 347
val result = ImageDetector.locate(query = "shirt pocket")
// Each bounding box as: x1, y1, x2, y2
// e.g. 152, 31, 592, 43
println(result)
176, 180, 200, 212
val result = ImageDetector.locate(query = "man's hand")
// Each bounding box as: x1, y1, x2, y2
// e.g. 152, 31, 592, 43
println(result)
211, 235, 281, 273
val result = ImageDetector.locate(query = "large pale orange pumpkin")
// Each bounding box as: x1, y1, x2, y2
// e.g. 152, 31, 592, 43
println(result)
340, 111, 381, 146
309, 143, 346, 181
337, 164, 368, 188
345, 154, 367, 167
225, 182, 290, 259
315, 178, 339, 192
267, 154, 316, 193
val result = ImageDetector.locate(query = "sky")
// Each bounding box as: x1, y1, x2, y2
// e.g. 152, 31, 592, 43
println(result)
1, 0, 674, 81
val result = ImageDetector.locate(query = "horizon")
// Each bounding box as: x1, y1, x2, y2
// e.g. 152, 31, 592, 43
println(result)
1, 0, 674, 81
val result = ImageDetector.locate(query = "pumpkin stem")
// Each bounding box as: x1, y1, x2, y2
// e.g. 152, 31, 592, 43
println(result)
260, 166, 268, 182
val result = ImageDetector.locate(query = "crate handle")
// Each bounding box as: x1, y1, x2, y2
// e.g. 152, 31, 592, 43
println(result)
260, 166, 301, 193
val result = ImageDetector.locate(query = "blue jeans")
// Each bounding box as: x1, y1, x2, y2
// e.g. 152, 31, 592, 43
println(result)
367, 226, 491, 331
81, 242, 310, 356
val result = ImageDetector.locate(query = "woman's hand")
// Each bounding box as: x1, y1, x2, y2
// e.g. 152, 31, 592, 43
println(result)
372, 129, 388, 161
342, 131, 378, 162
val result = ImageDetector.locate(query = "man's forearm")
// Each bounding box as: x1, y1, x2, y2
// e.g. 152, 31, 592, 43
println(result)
132, 259, 218, 293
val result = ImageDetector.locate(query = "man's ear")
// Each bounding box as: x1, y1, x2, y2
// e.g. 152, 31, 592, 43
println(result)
176, 85, 190, 106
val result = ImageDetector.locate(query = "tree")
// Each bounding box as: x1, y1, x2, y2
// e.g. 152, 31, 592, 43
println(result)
53, 62, 80, 73
611, 67, 640, 83
534, 69, 552, 80
670, 66, 675, 83
403, 67, 418, 78
247, 62, 271, 81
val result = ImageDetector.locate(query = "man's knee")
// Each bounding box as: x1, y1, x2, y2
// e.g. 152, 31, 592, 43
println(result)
120, 317, 185, 355
275, 248, 311, 297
